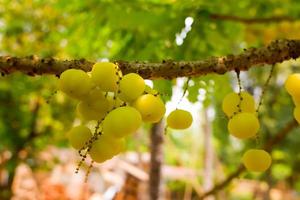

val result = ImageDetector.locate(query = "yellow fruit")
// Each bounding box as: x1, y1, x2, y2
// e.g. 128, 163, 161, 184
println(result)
76, 89, 111, 121
228, 113, 260, 139
118, 73, 145, 102
167, 109, 193, 129
106, 92, 124, 110
294, 106, 300, 124
67, 125, 92, 150
91, 62, 122, 92
133, 94, 166, 123
102, 106, 142, 138
242, 149, 272, 172
285, 73, 300, 98
89, 136, 125, 163
292, 95, 300, 106
76, 102, 107, 121
81, 88, 110, 112
58, 69, 93, 100
222, 91, 256, 118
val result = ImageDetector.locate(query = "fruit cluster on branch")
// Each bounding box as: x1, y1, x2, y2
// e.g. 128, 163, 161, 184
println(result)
0, 39, 300, 79
59, 62, 193, 179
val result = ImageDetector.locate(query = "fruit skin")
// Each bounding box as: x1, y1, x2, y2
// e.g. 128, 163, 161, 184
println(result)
58, 69, 93, 100
91, 62, 122, 92
106, 92, 124, 110
242, 149, 272, 172
285, 73, 300, 99
228, 113, 260, 139
118, 73, 145, 102
133, 94, 166, 123
222, 91, 256, 118
76, 101, 107, 121
89, 136, 125, 163
167, 109, 193, 129
67, 125, 93, 150
102, 106, 142, 138
292, 95, 300, 106
294, 106, 300, 124
76, 89, 111, 121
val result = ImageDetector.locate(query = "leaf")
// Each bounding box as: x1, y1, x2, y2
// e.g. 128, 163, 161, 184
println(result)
153, 79, 172, 102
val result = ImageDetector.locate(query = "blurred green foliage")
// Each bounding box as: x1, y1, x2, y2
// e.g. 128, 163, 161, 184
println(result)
1, 0, 300, 199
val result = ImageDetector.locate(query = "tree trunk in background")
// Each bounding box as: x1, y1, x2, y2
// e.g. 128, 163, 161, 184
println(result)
149, 120, 164, 200
203, 108, 214, 200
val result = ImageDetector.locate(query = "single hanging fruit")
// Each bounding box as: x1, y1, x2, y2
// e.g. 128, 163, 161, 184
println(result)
242, 149, 272, 172
228, 113, 260, 139
222, 91, 256, 118
167, 109, 193, 129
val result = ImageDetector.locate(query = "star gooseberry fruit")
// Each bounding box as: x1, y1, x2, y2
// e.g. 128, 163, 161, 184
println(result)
227, 113, 260, 139
242, 149, 272, 172
167, 109, 193, 129
222, 91, 256, 118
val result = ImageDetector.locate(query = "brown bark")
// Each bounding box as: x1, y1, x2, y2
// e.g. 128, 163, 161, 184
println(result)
149, 120, 164, 200
0, 39, 300, 79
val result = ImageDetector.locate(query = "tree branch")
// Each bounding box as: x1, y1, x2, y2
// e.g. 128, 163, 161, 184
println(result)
0, 39, 300, 79
210, 14, 296, 24
263, 119, 298, 152
199, 119, 298, 199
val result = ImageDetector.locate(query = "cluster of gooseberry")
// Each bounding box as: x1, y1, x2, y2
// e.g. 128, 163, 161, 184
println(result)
57, 62, 193, 173
222, 90, 272, 172
285, 73, 300, 124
